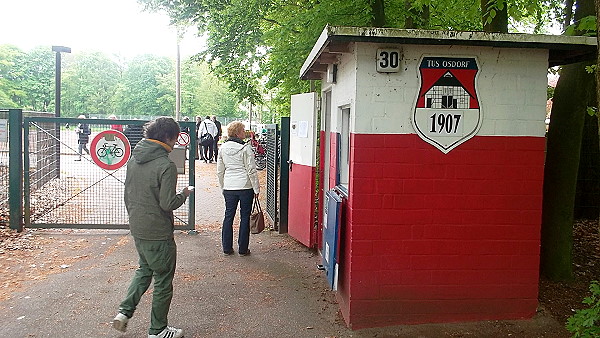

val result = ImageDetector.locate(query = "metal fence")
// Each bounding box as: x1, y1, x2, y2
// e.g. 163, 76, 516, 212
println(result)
0, 110, 9, 226
21, 116, 195, 230
264, 124, 279, 229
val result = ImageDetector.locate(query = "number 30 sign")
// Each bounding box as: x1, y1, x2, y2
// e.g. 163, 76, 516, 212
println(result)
376, 48, 401, 73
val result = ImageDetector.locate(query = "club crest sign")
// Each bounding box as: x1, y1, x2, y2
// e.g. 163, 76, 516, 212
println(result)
412, 56, 482, 154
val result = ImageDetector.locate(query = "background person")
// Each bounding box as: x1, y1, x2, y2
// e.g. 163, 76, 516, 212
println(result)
197, 115, 218, 163
75, 114, 91, 161
109, 114, 123, 132
216, 121, 260, 256
112, 117, 192, 338
194, 116, 202, 160
211, 115, 222, 159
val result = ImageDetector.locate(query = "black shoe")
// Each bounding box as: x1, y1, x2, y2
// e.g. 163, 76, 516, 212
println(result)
223, 250, 234, 256
75, 158, 81, 161
238, 250, 251, 256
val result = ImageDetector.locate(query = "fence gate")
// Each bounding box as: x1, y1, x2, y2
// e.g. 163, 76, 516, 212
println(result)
20, 115, 195, 230
264, 123, 280, 230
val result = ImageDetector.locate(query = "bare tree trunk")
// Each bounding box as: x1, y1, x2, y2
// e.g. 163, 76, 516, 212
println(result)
404, 1, 430, 29
564, 0, 574, 31
595, 0, 600, 227
481, 0, 508, 33
541, 0, 596, 281
370, 0, 385, 27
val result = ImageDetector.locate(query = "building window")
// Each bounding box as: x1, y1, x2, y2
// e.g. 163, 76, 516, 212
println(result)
339, 107, 350, 187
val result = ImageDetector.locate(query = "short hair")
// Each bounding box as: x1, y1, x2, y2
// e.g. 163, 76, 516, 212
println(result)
227, 121, 245, 138
205, 116, 211, 119
144, 117, 180, 143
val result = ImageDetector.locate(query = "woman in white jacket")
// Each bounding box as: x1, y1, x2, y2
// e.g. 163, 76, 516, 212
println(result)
216, 121, 260, 256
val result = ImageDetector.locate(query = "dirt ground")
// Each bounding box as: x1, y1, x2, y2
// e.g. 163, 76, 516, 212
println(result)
0, 161, 598, 337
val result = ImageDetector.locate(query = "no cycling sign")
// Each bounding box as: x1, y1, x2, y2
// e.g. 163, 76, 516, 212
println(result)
90, 130, 131, 170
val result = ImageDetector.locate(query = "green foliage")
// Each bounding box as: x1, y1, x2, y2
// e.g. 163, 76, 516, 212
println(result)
18, 46, 55, 111
180, 59, 243, 119
0, 44, 240, 118
566, 281, 600, 338
565, 15, 597, 36
62, 52, 122, 117
0, 44, 25, 108
139, 0, 564, 116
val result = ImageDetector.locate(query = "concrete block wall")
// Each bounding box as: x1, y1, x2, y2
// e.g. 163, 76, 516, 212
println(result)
344, 133, 544, 328
327, 42, 548, 328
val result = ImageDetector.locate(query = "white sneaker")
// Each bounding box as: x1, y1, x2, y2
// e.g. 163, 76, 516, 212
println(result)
148, 326, 184, 338
112, 313, 129, 332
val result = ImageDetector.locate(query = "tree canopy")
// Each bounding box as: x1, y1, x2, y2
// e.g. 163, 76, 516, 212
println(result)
0, 45, 243, 120
138, 0, 567, 117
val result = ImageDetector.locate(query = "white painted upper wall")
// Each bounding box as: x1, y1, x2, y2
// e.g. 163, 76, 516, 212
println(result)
325, 42, 548, 137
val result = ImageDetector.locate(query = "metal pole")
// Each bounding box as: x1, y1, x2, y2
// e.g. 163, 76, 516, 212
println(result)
54, 52, 61, 118
52, 46, 70, 180
176, 41, 181, 120
8, 109, 23, 232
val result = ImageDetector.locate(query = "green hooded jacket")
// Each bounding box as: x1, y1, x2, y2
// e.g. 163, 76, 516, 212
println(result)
124, 139, 187, 240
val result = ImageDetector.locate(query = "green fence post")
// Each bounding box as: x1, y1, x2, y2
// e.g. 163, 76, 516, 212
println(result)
279, 117, 290, 234
8, 109, 23, 232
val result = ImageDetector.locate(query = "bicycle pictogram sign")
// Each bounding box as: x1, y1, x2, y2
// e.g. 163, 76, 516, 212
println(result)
176, 132, 190, 146
90, 130, 131, 170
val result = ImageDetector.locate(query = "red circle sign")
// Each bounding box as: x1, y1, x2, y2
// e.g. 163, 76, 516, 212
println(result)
90, 130, 131, 170
176, 132, 190, 146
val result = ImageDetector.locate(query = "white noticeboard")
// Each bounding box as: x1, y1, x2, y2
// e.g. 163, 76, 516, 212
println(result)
0, 119, 7, 142
290, 93, 318, 167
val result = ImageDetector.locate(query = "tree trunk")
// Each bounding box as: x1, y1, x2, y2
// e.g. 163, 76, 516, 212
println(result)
595, 0, 600, 227
540, 0, 596, 282
541, 62, 594, 280
370, 0, 386, 27
404, 1, 430, 29
564, 0, 574, 31
481, 0, 508, 33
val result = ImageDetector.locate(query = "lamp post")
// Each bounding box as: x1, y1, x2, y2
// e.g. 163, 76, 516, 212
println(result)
52, 46, 71, 118
52, 46, 71, 179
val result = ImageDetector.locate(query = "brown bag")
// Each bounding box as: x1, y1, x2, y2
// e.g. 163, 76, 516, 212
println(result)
250, 198, 265, 234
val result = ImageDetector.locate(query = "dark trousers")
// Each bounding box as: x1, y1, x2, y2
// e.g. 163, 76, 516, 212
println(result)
213, 137, 220, 159
202, 142, 214, 161
222, 189, 254, 254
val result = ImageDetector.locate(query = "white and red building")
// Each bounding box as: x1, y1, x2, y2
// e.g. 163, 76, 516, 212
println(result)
286, 26, 596, 329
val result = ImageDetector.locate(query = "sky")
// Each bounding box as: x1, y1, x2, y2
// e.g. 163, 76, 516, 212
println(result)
0, 0, 205, 59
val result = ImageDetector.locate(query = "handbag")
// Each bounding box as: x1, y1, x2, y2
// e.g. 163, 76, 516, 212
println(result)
200, 133, 213, 147
250, 198, 265, 234
199, 123, 213, 147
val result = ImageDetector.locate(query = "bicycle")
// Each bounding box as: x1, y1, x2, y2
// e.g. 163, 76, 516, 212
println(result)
96, 142, 124, 159
250, 134, 267, 171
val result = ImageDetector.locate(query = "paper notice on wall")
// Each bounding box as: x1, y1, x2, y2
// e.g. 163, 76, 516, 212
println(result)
298, 120, 309, 138
0, 119, 7, 142
291, 120, 298, 136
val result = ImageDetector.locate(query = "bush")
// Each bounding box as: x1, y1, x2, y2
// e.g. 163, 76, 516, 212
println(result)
566, 280, 600, 337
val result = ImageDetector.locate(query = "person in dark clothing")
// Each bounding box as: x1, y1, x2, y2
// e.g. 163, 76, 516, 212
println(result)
197, 116, 218, 163
124, 124, 144, 151
212, 115, 222, 159
112, 117, 191, 338
75, 114, 91, 161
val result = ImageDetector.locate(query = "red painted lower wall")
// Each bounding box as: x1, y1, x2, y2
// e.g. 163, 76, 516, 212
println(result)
288, 162, 316, 247
336, 133, 545, 329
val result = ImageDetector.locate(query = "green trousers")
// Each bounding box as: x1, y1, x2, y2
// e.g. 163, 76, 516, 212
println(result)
119, 237, 177, 335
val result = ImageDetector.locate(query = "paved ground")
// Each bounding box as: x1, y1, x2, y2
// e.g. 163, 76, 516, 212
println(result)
0, 162, 569, 337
